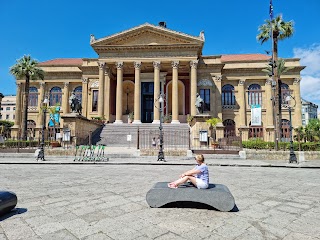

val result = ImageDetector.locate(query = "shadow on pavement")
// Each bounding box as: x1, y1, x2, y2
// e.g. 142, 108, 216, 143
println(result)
0, 208, 27, 222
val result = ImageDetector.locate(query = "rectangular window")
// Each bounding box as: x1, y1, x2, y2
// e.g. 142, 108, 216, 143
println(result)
6, 107, 10, 111
92, 90, 98, 112
13, 115, 15, 119
199, 89, 210, 111
13, 107, 16, 110
6, 114, 9, 120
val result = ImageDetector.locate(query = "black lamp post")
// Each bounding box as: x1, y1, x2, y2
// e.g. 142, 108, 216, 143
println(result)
157, 94, 165, 162
38, 97, 48, 161
284, 94, 297, 163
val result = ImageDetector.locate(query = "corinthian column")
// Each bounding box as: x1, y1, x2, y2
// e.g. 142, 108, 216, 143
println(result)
114, 61, 124, 124
81, 77, 88, 117
171, 61, 180, 124
98, 61, 106, 118
190, 60, 198, 116
62, 82, 69, 114
153, 61, 161, 124
133, 61, 142, 124
104, 67, 111, 122
293, 77, 302, 127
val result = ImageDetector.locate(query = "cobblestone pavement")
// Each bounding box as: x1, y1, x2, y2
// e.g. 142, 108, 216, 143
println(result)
1, 164, 320, 240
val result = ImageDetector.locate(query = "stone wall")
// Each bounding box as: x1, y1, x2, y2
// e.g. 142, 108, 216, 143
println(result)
245, 149, 320, 161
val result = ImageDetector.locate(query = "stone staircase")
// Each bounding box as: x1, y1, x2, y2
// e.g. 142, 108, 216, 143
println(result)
93, 123, 190, 147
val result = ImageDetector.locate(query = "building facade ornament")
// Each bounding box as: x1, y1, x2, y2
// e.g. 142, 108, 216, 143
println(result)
190, 60, 198, 69
171, 60, 179, 69
265, 78, 273, 85
153, 61, 161, 69
134, 61, 142, 69
199, 31, 205, 41
197, 79, 213, 87
212, 75, 222, 82
39, 82, 45, 87
115, 61, 124, 69
16, 82, 22, 88
97, 61, 106, 69
293, 77, 301, 85
82, 77, 88, 83
90, 81, 99, 88
64, 82, 69, 88
239, 79, 246, 86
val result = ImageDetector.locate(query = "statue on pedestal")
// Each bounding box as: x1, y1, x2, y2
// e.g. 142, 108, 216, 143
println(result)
69, 92, 82, 114
195, 93, 204, 114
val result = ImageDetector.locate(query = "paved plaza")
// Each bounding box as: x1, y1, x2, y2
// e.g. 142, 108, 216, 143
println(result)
1, 162, 320, 240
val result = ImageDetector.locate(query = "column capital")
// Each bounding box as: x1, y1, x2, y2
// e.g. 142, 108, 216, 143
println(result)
171, 60, 179, 69
238, 79, 246, 86
153, 61, 161, 69
64, 82, 69, 88
115, 61, 124, 69
134, 61, 142, 69
97, 61, 106, 69
211, 74, 222, 82
82, 77, 88, 83
265, 78, 272, 85
293, 77, 301, 85
190, 60, 198, 69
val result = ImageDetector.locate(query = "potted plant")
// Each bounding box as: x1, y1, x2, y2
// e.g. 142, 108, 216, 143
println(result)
206, 117, 222, 147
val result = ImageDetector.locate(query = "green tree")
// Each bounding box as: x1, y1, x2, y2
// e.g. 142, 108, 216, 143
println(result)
10, 55, 44, 140
262, 59, 293, 77
206, 117, 222, 142
306, 119, 320, 142
257, 14, 294, 149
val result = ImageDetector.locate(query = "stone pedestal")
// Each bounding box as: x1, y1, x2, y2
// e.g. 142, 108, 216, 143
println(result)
61, 113, 102, 146
190, 114, 212, 148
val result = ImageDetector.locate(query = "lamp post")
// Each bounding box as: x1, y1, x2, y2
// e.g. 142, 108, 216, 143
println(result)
284, 94, 297, 163
38, 97, 48, 161
157, 94, 165, 162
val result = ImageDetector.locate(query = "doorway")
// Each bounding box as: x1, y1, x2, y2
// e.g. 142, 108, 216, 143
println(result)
141, 82, 154, 123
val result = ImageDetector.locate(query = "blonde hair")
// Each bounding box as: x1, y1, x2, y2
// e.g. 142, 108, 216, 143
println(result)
195, 154, 204, 163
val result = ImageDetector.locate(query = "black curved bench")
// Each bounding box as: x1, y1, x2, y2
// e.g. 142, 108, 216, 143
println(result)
0, 191, 18, 216
146, 182, 235, 212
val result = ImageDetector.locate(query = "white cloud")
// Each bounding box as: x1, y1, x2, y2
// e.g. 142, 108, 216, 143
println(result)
293, 44, 320, 110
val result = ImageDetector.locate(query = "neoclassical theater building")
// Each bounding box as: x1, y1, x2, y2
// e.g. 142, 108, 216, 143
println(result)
13, 23, 304, 141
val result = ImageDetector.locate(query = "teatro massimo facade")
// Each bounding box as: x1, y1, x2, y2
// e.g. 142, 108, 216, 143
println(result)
12, 22, 304, 141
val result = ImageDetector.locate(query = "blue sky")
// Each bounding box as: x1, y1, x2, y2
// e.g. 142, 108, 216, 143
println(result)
1, 0, 319, 110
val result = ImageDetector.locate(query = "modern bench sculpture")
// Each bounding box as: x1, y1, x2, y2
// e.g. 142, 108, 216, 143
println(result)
146, 182, 235, 212
0, 191, 18, 216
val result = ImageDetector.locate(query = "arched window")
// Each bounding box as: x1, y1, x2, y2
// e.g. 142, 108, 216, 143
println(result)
281, 119, 290, 142
74, 86, 82, 102
248, 84, 262, 106
249, 122, 264, 139
49, 87, 62, 106
280, 82, 290, 105
223, 119, 236, 137
29, 87, 38, 106
222, 84, 235, 106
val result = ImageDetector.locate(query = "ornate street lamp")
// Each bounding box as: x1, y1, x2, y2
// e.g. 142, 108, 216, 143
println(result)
284, 94, 297, 163
37, 97, 49, 161
157, 94, 165, 162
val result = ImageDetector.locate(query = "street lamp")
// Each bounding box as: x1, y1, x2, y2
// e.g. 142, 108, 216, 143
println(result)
38, 97, 48, 161
157, 94, 165, 162
284, 94, 297, 163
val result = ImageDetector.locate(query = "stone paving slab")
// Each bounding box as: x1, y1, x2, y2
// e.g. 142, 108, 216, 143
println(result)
0, 164, 320, 239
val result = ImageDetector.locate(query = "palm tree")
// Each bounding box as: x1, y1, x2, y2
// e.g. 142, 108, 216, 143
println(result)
10, 55, 44, 140
262, 58, 293, 77
206, 117, 222, 143
257, 14, 294, 149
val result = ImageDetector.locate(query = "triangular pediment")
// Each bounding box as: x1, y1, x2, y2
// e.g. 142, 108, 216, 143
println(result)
91, 23, 204, 47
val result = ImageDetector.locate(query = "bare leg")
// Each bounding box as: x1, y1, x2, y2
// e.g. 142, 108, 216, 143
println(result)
169, 176, 197, 188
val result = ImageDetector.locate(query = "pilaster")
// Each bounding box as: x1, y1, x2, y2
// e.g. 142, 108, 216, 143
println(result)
104, 67, 111, 122
211, 74, 222, 119
81, 77, 88, 117
62, 82, 69, 114
293, 77, 302, 127
238, 79, 247, 127
265, 78, 274, 127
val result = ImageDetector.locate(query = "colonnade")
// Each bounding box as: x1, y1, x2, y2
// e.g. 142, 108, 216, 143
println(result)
97, 60, 199, 124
